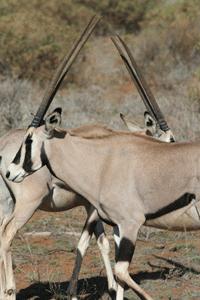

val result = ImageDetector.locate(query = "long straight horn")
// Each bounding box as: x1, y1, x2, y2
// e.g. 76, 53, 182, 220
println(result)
31, 15, 101, 128
111, 35, 170, 132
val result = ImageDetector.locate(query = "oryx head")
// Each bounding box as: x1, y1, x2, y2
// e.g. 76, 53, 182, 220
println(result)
6, 108, 62, 182
6, 15, 100, 183
120, 111, 175, 143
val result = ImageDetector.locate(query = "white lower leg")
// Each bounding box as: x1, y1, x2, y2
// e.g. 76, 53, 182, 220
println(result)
115, 260, 154, 300
0, 255, 6, 300
3, 249, 16, 299
97, 233, 116, 291
67, 229, 90, 297
116, 282, 125, 300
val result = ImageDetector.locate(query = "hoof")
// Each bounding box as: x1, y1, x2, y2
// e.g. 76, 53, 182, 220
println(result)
67, 296, 78, 300
67, 281, 77, 300
108, 288, 116, 300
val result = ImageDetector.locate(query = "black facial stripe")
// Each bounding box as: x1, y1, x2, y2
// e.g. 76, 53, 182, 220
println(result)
145, 193, 195, 220
22, 135, 33, 172
117, 237, 135, 263
12, 145, 22, 165
0, 156, 2, 165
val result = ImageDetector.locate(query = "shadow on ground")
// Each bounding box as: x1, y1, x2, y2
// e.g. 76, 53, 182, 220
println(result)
17, 276, 112, 300
17, 257, 200, 300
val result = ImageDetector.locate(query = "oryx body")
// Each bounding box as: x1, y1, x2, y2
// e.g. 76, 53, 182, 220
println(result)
0, 112, 182, 300
6, 116, 200, 300
0, 128, 116, 300
5, 17, 195, 299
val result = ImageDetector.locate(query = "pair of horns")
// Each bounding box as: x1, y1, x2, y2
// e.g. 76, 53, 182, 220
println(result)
30, 15, 170, 134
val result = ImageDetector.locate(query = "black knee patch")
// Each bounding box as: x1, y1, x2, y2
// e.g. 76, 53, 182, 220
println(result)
117, 237, 135, 263
87, 220, 98, 236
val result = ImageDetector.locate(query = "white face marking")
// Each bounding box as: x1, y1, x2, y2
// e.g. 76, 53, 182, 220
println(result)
6, 128, 44, 182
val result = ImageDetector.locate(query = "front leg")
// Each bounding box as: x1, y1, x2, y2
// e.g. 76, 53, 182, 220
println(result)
0, 196, 43, 300
67, 208, 97, 300
67, 208, 115, 299
94, 220, 116, 293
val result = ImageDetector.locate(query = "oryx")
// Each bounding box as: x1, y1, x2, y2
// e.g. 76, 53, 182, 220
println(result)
0, 127, 117, 300
0, 18, 163, 300
0, 15, 118, 300
7, 38, 200, 300
0, 17, 155, 300
0, 113, 171, 300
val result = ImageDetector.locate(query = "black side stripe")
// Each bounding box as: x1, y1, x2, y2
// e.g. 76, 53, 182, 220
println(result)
145, 193, 195, 220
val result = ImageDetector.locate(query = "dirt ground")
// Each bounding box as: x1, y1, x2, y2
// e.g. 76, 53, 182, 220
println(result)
11, 207, 200, 300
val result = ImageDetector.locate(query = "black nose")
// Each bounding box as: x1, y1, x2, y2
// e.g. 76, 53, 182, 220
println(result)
6, 171, 10, 179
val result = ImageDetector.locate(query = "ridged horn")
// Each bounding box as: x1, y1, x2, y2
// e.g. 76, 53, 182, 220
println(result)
31, 15, 101, 128
111, 35, 170, 132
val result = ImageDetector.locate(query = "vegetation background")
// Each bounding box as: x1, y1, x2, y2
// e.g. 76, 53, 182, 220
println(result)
1, 0, 200, 139
1, 1, 200, 299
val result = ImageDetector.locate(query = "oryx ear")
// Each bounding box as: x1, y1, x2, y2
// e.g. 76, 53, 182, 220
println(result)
45, 107, 62, 137
144, 111, 157, 134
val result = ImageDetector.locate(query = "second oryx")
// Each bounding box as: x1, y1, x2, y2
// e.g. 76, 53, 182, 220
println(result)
7, 39, 200, 300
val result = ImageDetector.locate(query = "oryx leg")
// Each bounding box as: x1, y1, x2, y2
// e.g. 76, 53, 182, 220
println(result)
113, 225, 120, 261
1, 196, 43, 300
0, 220, 8, 300
115, 220, 154, 300
94, 219, 116, 292
67, 208, 115, 299
113, 225, 125, 300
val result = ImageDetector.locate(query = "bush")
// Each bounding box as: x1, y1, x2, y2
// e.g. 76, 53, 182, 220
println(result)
0, 78, 38, 134
0, 0, 94, 81
77, 0, 158, 33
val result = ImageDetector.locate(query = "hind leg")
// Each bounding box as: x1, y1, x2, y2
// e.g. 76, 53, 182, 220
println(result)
115, 220, 154, 300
